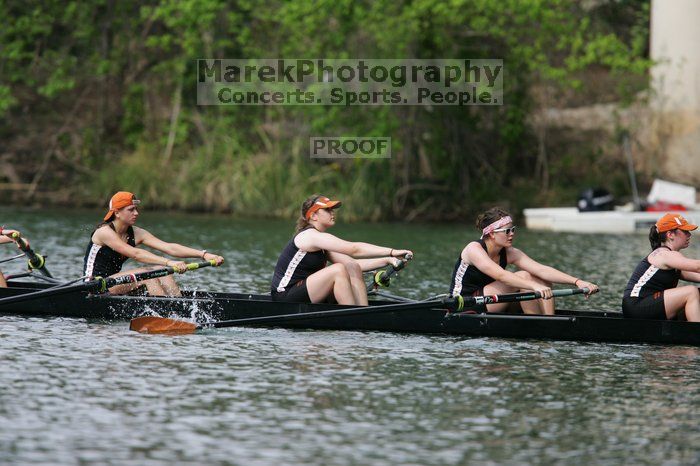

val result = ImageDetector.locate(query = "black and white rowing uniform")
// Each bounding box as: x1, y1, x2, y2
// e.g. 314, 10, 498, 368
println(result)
621, 246, 680, 319
449, 239, 507, 312
83, 223, 135, 279
271, 228, 328, 302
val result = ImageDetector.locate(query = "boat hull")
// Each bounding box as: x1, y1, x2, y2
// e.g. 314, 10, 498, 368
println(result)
523, 207, 700, 234
2, 281, 700, 346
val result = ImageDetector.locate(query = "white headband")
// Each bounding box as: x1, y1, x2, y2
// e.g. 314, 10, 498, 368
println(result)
481, 216, 513, 238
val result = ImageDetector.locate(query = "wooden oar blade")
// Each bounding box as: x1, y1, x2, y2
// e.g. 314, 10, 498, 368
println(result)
129, 316, 198, 334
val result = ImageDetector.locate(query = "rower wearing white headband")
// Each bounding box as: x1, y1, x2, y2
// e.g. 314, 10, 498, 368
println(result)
449, 207, 598, 314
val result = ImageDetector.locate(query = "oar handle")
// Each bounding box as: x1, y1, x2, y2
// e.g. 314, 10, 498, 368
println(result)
516, 287, 590, 301
393, 253, 413, 271
369, 254, 413, 290
185, 259, 217, 271
454, 288, 591, 311
9, 232, 52, 277
10, 231, 24, 244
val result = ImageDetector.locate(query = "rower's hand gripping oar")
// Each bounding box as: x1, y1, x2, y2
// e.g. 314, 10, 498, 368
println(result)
7, 231, 53, 278
130, 287, 592, 335
367, 253, 413, 292
0, 259, 218, 307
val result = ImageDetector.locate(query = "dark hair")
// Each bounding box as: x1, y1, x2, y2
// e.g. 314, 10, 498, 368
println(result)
649, 225, 669, 250
295, 194, 321, 234
476, 207, 511, 231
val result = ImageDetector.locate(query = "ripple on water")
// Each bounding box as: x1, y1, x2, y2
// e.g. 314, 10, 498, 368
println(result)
4, 317, 700, 465
2, 213, 700, 464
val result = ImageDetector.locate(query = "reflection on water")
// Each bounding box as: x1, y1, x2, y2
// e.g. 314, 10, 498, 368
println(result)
1, 208, 700, 465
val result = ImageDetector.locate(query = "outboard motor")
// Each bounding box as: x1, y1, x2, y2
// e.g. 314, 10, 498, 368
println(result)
577, 188, 615, 212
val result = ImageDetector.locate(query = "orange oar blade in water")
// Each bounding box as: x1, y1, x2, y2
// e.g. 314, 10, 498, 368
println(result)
129, 316, 198, 334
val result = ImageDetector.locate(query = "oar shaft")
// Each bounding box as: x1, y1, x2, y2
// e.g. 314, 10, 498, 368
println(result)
103, 259, 216, 290
0, 253, 26, 265
465, 288, 589, 307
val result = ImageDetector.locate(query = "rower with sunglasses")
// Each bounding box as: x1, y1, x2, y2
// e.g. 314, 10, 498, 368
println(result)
449, 207, 598, 314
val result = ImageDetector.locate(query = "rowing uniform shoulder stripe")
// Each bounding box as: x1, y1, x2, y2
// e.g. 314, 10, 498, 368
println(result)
277, 249, 307, 292
630, 265, 659, 298
84, 243, 102, 281
451, 260, 468, 297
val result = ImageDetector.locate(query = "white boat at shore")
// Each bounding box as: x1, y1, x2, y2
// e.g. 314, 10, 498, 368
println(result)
524, 180, 700, 234
523, 206, 700, 234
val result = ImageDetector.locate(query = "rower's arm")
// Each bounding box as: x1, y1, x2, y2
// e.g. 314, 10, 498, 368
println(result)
138, 229, 224, 264
327, 251, 396, 271
297, 230, 409, 259
681, 271, 700, 282
96, 227, 172, 267
511, 250, 580, 285
659, 250, 700, 275
354, 257, 401, 271
467, 244, 546, 292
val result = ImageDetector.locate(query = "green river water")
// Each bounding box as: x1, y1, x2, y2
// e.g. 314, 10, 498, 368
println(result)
1, 207, 699, 465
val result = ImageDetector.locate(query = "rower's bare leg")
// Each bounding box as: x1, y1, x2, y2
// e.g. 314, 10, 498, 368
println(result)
108, 277, 166, 296
343, 260, 368, 306
483, 281, 517, 313
515, 271, 554, 315
663, 286, 700, 321
141, 278, 169, 296
0, 272, 7, 288
306, 263, 355, 305
156, 275, 182, 297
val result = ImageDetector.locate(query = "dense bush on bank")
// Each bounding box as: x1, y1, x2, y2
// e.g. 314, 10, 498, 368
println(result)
0, 0, 650, 220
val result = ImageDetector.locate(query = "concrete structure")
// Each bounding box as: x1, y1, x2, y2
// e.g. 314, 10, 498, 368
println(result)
650, 0, 700, 183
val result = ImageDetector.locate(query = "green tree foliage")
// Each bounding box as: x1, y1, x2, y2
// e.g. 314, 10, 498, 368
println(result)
0, 0, 650, 219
